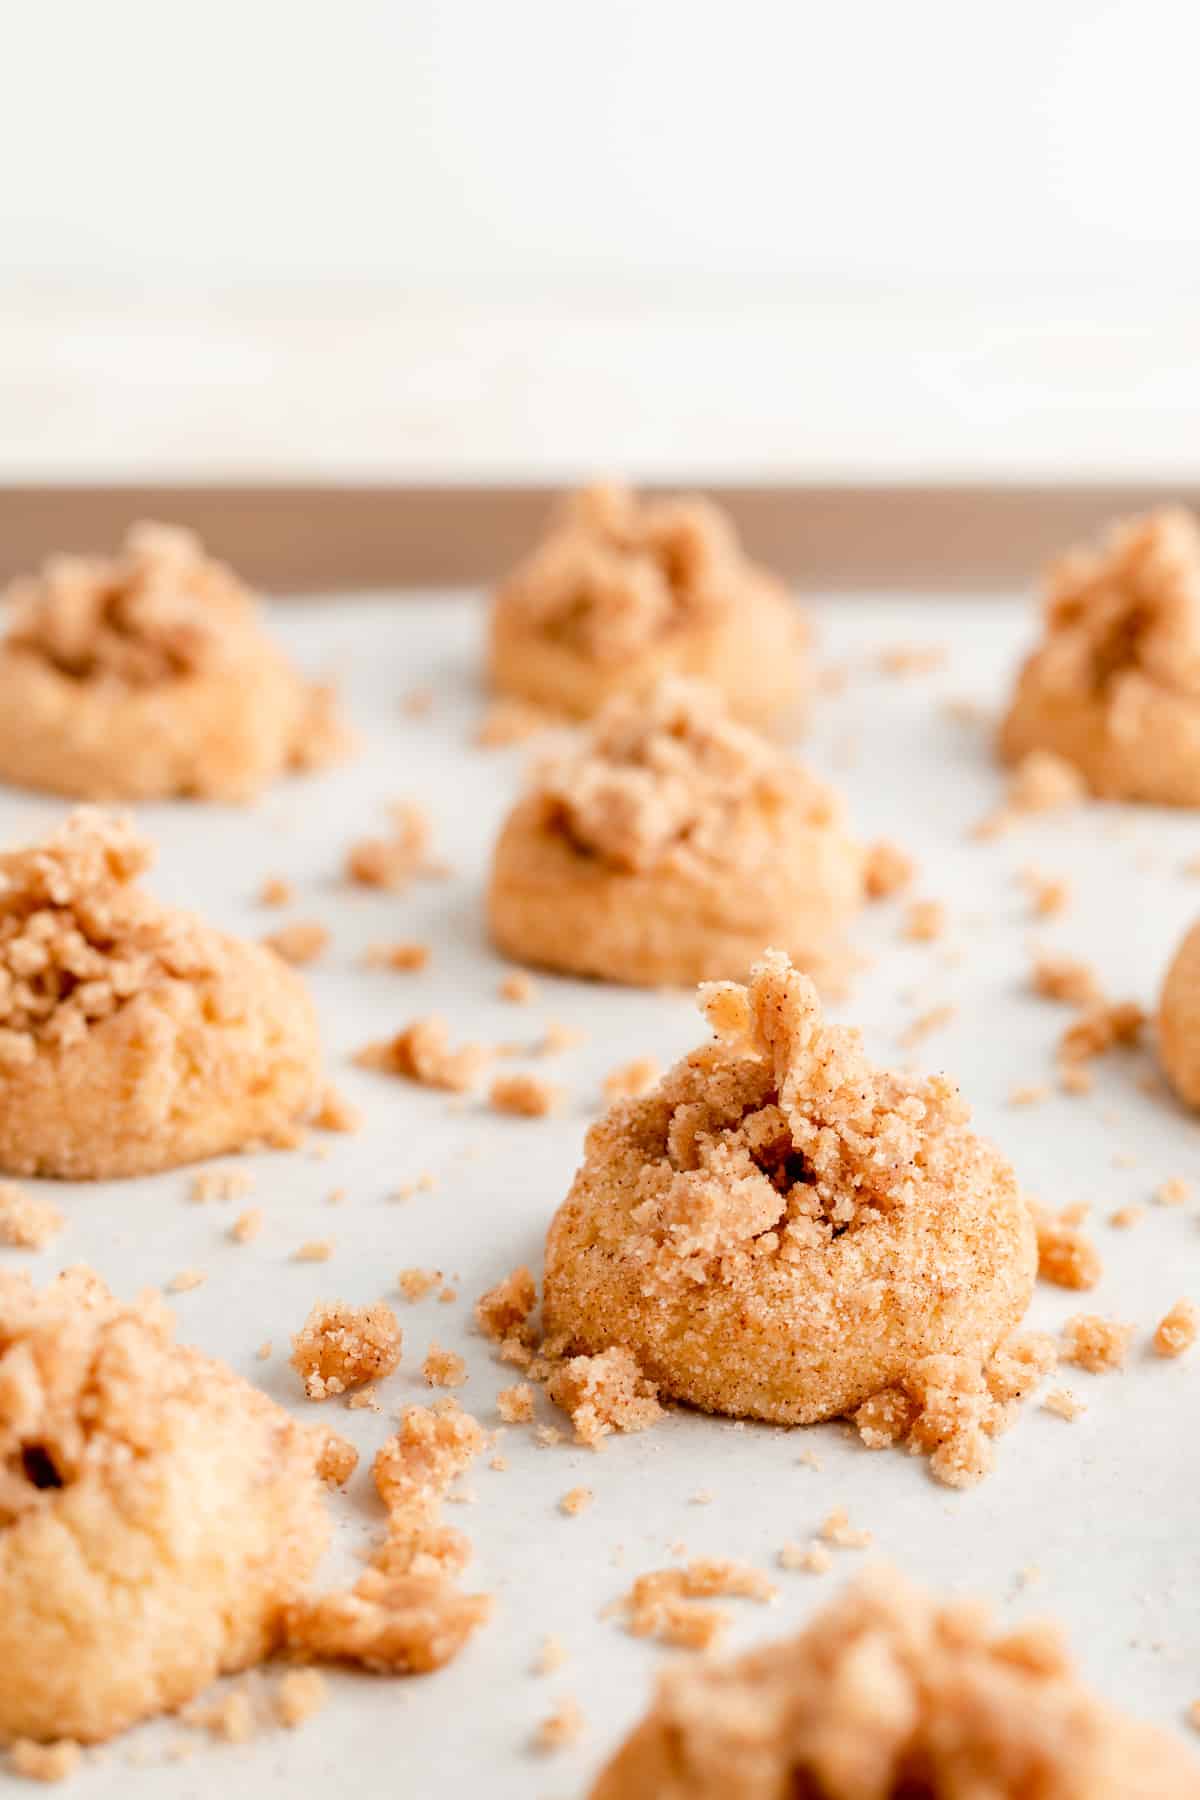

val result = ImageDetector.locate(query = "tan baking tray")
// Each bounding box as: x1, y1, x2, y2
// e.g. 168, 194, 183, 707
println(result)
1, 483, 1195, 592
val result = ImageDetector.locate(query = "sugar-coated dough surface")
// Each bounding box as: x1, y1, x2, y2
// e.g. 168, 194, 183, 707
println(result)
0, 523, 348, 803
1159, 914, 1200, 1106
0, 810, 319, 1178
489, 679, 864, 988
488, 485, 808, 723
0, 1269, 329, 1745
544, 952, 1035, 1424
1000, 509, 1200, 805
590, 1567, 1200, 1800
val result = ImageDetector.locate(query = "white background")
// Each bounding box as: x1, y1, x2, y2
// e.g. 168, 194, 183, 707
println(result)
3, 1, 1200, 483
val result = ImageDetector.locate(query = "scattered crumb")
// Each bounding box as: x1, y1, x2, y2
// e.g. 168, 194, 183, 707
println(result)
402, 686, 433, 718
559, 1486, 593, 1517
1156, 1177, 1190, 1208
546, 1347, 662, 1448
364, 939, 431, 972
612, 1560, 775, 1650
293, 1239, 335, 1263
357, 1016, 488, 1093
346, 801, 439, 890
229, 1207, 264, 1244
439, 1286, 457, 1304
258, 875, 294, 907
1033, 1203, 1103, 1290
1189, 1698, 1200, 1732
539, 1019, 587, 1056
863, 839, 915, 900
312, 1084, 362, 1134
315, 1431, 359, 1486
899, 1003, 957, 1049
1110, 1205, 1142, 1229
819, 1508, 872, 1550
167, 1268, 206, 1293
262, 920, 329, 966
423, 1344, 468, 1389
1008, 1083, 1049, 1108
1030, 952, 1101, 1007
975, 749, 1088, 836
291, 1299, 403, 1399
499, 971, 537, 1004
798, 1449, 823, 1472
497, 1383, 535, 1423
1042, 1388, 1084, 1421
475, 1267, 538, 1344
1021, 871, 1071, 918
1061, 1313, 1134, 1373
0, 1180, 63, 1250
779, 1541, 832, 1574
878, 644, 947, 677
903, 899, 945, 942
397, 1267, 442, 1302
1058, 1064, 1094, 1097
8, 1740, 82, 1782
489, 1072, 564, 1118
532, 1695, 585, 1753
1154, 1299, 1198, 1359
274, 1668, 327, 1729
534, 1635, 568, 1676
475, 697, 551, 748
1058, 1000, 1145, 1065
533, 1424, 564, 1448
602, 1056, 661, 1104
190, 1167, 253, 1204
182, 1688, 254, 1743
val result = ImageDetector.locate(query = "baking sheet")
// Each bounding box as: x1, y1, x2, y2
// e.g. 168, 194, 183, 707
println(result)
3, 588, 1199, 1795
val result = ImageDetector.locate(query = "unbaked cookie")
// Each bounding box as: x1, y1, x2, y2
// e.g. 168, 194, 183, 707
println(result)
488, 484, 808, 724
590, 1566, 1200, 1799
1000, 508, 1200, 804
488, 679, 864, 988
0, 522, 349, 802
1159, 915, 1200, 1107
0, 1268, 329, 1745
0, 809, 319, 1177
543, 951, 1034, 1424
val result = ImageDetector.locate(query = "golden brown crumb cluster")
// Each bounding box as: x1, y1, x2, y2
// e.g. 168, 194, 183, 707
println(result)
530, 678, 837, 877
356, 1016, 488, 1093
545, 1348, 663, 1448
0, 1181, 64, 1249
1155, 1298, 1199, 1358
346, 803, 440, 891
290, 1300, 403, 1400
862, 839, 915, 899
1061, 1313, 1133, 1373
590, 1566, 1200, 1799
612, 1559, 776, 1653
262, 920, 329, 966
489, 1072, 563, 1117
1031, 952, 1102, 1007
1032, 1203, 1103, 1291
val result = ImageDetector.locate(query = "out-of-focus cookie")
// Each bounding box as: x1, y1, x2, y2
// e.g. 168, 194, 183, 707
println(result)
1160, 914, 1200, 1106
1000, 508, 1200, 804
590, 1566, 1200, 1800
0, 1269, 329, 1744
488, 485, 808, 724
543, 951, 1034, 1425
0, 809, 319, 1178
488, 679, 864, 988
0, 523, 349, 802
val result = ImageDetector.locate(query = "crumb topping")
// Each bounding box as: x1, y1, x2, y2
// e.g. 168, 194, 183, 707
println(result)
346, 803, 439, 891
261, 920, 329, 966
1155, 1298, 1198, 1358
290, 1300, 403, 1400
1032, 1204, 1103, 1291
1061, 1313, 1133, 1373
612, 1558, 776, 1651
546, 1347, 662, 1447
0, 1182, 64, 1250
863, 840, 915, 900
489, 1072, 563, 1117
356, 1016, 488, 1093
475, 1266, 538, 1345
527, 678, 838, 876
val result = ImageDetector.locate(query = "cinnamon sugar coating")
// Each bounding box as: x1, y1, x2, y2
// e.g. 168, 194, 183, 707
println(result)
591, 1566, 1200, 1799
0, 1269, 329, 1745
0, 523, 348, 802
488, 484, 808, 724
489, 679, 865, 989
1159, 915, 1200, 1107
543, 952, 1035, 1425
0, 810, 319, 1178
1000, 508, 1200, 804
290, 1301, 403, 1400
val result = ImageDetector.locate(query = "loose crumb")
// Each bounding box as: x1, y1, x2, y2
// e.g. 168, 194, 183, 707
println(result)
293, 1239, 335, 1263
863, 839, 915, 900
534, 1634, 568, 1675
423, 1344, 468, 1389
903, 899, 945, 942
290, 1299, 403, 1399
489, 1072, 563, 1118
262, 920, 329, 966
1008, 1083, 1049, 1108
602, 1056, 661, 1104
1033, 1203, 1103, 1290
311, 1084, 362, 1134
499, 971, 537, 1004
190, 1167, 253, 1204
1021, 870, 1071, 918
167, 1268, 206, 1293
1058, 1000, 1145, 1065
819, 1508, 872, 1550
0, 1180, 64, 1249
229, 1207, 264, 1244
9, 1741, 83, 1782
1061, 1313, 1133, 1373
346, 801, 438, 891
1043, 1388, 1085, 1421
1110, 1205, 1142, 1229
532, 1695, 585, 1753
257, 1339, 272, 1360
475, 697, 551, 748
1156, 1177, 1190, 1208
539, 1019, 587, 1056
1030, 952, 1101, 1007
1154, 1299, 1198, 1359
559, 1486, 593, 1517
357, 1016, 488, 1093
315, 1431, 359, 1486
546, 1347, 662, 1448
779, 1541, 832, 1574
476, 1266, 538, 1344
975, 749, 1088, 836
1058, 1064, 1094, 1097
274, 1668, 327, 1729
182, 1688, 255, 1743
612, 1560, 775, 1650
258, 875, 294, 907
497, 1383, 535, 1423
364, 939, 431, 972
397, 1267, 442, 1302
898, 1003, 957, 1048
878, 644, 947, 677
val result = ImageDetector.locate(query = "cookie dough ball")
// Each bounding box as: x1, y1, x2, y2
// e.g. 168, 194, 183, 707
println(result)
488, 484, 808, 724
591, 1567, 1200, 1800
0, 522, 349, 802
0, 1268, 330, 1744
1159, 915, 1200, 1106
0, 809, 319, 1178
544, 951, 1034, 1424
1000, 508, 1200, 805
489, 679, 864, 988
